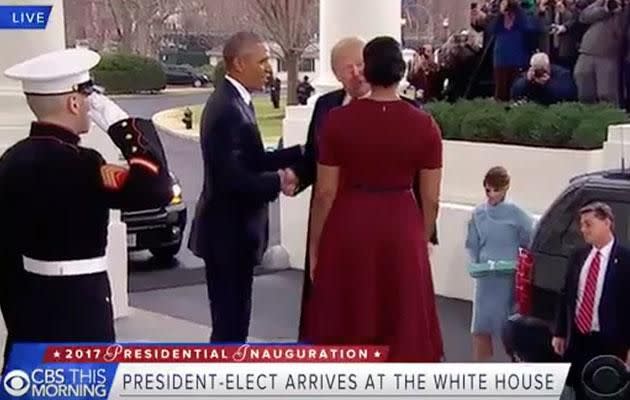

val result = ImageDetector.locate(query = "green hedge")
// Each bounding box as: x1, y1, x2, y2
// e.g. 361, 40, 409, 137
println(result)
425, 99, 629, 150
196, 64, 215, 80
92, 53, 166, 94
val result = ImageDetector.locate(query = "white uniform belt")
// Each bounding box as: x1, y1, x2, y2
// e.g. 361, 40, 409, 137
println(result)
23, 256, 107, 276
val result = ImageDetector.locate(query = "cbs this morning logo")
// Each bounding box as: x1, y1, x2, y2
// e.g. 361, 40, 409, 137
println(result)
3, 368, 109, 398
3, 370, 30, 397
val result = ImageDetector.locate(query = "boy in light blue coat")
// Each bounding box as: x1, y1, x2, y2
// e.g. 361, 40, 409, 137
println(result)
466, 166, 534, 361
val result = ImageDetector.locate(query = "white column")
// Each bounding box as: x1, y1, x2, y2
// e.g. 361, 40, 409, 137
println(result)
80, 133, 130, 320
315, 0, 403, 94
281, 0, 403, 270
0, 0, 129, 320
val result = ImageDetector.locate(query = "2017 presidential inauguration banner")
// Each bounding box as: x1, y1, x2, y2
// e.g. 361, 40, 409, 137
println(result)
1, 344, 570, 399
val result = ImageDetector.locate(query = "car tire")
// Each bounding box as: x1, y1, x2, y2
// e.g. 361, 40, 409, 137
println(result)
193, 80, 202, 88
149, 242, 182, 261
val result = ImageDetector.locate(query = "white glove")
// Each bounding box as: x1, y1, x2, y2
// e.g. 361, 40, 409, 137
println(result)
88, 92, 129, 132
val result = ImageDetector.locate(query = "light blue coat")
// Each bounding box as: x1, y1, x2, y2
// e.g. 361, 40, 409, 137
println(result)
465, 200, 534, 336
466, 201, 534, 264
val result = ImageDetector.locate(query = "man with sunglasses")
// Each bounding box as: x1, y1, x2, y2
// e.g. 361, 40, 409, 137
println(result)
0, 48, 173, 370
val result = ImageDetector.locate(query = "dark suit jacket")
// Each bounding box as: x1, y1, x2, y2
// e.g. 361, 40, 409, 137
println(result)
188, 80, 302, 265
291, 89, 438, 245
554, 241, 630, 354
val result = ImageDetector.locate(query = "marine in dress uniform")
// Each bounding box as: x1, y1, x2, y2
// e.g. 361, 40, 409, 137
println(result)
0, 48, 172, 369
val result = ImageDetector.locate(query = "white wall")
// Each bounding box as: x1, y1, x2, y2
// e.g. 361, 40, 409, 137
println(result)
441, 141, 604, 214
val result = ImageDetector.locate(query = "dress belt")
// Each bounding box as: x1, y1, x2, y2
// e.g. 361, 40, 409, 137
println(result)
349, 184, 412, 192
23, 256, 107, 276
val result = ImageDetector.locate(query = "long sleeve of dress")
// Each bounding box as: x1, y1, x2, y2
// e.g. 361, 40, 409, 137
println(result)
465, 217, 481, 263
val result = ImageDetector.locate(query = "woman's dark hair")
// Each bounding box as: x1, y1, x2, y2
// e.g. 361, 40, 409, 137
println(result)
363, 36, 406, 87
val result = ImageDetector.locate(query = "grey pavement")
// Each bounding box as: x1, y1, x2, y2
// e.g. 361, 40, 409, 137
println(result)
114, 93, 507, 363
130, 270, 509, 362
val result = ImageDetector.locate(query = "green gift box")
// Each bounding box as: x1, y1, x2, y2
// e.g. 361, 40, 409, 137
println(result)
468, 260, 517, 279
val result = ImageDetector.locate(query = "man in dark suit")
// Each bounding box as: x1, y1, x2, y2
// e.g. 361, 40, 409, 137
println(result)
287, 37, 439, 339
552, 202, 630, 399
189, 32, 304, 343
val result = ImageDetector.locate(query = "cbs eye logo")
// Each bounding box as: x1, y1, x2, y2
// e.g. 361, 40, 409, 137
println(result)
3, 370, 30, 397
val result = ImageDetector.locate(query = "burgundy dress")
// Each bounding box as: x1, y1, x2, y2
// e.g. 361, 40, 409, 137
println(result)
303, 99, 444, 362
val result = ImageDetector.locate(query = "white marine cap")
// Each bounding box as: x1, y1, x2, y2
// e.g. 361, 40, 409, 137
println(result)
4, 48, 101, 95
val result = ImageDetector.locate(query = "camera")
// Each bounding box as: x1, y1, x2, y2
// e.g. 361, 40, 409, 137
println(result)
533, 68, 546, 79
608, 0, 619, 11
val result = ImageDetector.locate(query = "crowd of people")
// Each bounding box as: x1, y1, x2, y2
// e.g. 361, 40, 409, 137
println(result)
407, 0, 630, 109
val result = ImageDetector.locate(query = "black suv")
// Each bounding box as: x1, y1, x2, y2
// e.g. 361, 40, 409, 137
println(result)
121, 172, 187, 260
504, 169, 630, 360
162, 64, 210, 88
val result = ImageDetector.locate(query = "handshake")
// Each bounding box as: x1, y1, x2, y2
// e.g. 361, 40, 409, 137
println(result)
277, 168, 299, 196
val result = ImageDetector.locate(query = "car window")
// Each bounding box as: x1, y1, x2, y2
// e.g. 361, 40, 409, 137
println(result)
534, 185, 630, 255
533, 186, 583, 256
543, 197, 630, 257
561, 201, 630, 253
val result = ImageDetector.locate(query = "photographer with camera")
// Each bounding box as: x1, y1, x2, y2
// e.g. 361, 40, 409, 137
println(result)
407, 44, 444, 102
574, 0, 629, 104
488, 0, 544, 101
510, 52, 578, 104
538, 0, 579, 70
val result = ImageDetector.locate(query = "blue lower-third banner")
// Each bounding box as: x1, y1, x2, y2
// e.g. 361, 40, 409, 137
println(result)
1, 343, 571, 399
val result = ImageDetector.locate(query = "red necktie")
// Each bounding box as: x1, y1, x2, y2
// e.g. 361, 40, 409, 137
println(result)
575, 251, 601, 334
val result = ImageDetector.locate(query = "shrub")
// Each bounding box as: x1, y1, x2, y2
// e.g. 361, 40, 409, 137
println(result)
571, 107, 628, 149
505, 103, 547, 144
460, 107, 507, 142
425, 102, 458, 138
92, 53, 166, 94
196, 64, 215, 80
425, 99, 628, 150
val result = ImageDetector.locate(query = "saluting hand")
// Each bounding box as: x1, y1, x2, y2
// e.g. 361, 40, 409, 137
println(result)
88, 93, 129, 132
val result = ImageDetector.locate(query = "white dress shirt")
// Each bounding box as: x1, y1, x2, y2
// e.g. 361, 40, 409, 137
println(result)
576, 239, 614, 332
225, 75, 252, 105
342, 91, 371, 106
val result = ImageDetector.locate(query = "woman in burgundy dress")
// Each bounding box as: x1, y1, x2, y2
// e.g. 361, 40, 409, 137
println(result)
304, 36, 444, 362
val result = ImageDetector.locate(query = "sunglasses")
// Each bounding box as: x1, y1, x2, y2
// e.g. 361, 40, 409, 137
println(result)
485, 186, 505, 194
74, 80, 104, 96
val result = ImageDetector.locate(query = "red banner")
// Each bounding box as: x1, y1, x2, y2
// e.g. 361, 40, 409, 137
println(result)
43, 344, 389, 363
